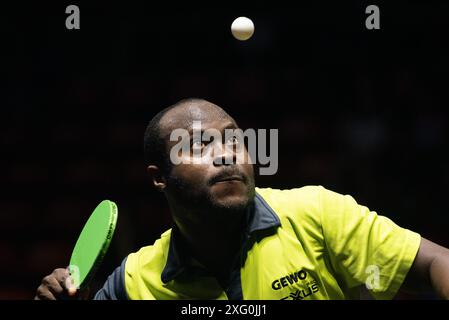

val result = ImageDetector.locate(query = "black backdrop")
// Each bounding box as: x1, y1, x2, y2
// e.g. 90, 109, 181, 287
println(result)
1, 1, 448, 299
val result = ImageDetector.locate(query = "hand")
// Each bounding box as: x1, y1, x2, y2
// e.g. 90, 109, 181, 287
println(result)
34, 268, 88, 300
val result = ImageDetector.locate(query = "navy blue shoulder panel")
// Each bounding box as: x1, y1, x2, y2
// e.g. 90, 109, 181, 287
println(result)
93, 257, 128, 300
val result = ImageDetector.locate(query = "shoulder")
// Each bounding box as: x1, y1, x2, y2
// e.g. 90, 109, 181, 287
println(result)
126, 229, 172, 275
256, 185, 356, 216
94, 229, 172, 300
93, 257, 128, 300
255, 185, 324, 216
255, 186, 327, 239
122, 229, 173, 299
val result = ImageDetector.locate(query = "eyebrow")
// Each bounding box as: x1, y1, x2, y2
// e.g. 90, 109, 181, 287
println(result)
186, 121, 238, 134
222, 122, 238, 131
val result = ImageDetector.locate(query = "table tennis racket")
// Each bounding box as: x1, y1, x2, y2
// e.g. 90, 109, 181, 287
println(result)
68, 200, 118, 290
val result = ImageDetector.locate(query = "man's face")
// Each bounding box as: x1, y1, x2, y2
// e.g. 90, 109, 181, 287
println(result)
160, 104, 255, 219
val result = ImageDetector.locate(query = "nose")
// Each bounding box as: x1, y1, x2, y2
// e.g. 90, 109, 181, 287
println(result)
213, 143, 236, 166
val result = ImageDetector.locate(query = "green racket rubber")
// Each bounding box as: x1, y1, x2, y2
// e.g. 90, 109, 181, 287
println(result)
68, 200, 118, 290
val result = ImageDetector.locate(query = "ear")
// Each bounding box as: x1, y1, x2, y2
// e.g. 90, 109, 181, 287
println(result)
146, 165, 167, 192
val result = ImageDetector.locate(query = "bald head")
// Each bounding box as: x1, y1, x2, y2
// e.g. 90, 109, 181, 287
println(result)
159, 98, 235, 140
144, 98, 236, 172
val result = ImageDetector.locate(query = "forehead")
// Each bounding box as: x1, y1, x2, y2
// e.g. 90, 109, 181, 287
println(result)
159, 102, 235, 135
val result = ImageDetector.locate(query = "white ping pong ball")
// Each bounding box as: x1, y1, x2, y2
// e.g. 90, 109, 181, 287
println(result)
231, 17, 254, 41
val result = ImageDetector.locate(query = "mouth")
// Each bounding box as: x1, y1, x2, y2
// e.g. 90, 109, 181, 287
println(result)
211, 175, 245, 184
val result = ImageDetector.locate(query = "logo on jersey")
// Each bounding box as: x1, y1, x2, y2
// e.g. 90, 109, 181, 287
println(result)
271, 269, 320, 300
271, 269, 308, 290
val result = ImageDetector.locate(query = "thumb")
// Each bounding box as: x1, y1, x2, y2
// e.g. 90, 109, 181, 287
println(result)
65, 275, 78, 296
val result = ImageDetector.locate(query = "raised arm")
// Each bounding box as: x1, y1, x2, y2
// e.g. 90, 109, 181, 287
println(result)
401, 237, 449, 299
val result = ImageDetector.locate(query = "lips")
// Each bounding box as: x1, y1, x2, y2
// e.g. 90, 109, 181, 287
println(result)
215, 175, 243, 183
209, 173, 245, 185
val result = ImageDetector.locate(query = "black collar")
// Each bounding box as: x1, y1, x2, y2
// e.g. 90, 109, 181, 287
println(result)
161, 191, 281, 283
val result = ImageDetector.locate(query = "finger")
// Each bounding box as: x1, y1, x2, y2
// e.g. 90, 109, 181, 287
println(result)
53, 268, 77, 296
53, 269, 74, 290
42, 275, 64, 296
52, 268, 70, 283
35, 284, 57, 300
65, 276, 77, 296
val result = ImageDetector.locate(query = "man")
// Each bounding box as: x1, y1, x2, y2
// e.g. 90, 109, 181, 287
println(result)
35, 98, 449, 300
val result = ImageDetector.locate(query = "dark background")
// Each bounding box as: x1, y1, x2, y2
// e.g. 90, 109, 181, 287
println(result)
1, 1, 448, 299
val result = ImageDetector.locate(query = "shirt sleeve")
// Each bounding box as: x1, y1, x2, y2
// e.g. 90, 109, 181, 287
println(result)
318, 186, 421, 300
93, 257, 129, 300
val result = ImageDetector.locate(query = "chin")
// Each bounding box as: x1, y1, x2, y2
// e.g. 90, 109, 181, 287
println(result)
209, 187, 255, 212
207, 179, 256, 211
213, 196, 251, 211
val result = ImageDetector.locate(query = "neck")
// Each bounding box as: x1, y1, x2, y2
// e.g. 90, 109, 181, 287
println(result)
170, 202, 249, 278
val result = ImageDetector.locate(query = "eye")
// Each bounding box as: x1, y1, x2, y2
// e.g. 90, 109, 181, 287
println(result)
226, 136, 239, 145
192, 139, 205, 149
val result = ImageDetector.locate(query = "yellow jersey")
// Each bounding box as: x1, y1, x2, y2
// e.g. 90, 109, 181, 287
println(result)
94, 186, 421, 300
